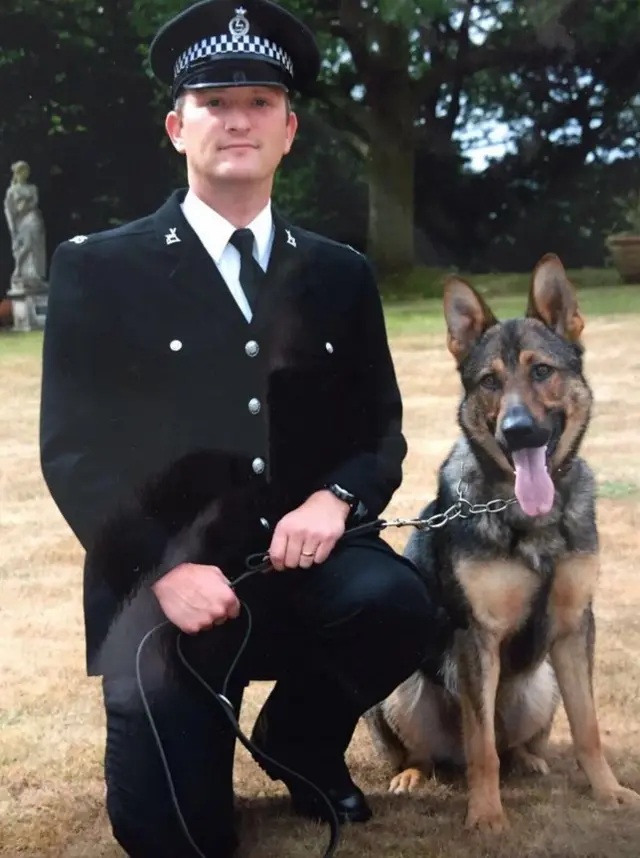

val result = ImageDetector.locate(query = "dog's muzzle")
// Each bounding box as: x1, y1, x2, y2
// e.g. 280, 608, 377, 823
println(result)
500, 404, 551, 452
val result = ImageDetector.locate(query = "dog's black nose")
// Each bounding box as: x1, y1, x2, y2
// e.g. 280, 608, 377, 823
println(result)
501, 405, 548, 450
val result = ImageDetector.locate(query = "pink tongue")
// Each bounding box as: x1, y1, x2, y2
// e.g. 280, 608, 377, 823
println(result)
512, 446, 555, 516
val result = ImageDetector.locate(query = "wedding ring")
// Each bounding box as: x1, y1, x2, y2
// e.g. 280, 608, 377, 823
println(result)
301, 551, 315, 556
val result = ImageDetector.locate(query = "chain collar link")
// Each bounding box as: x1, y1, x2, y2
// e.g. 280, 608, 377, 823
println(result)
382, 480, 518, 532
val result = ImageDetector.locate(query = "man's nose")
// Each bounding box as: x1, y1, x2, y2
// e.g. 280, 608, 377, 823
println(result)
225, 107, 251, 131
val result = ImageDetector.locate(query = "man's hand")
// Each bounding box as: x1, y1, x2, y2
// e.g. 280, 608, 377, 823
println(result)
268, 490, 351, 570
151, 563, 240, 634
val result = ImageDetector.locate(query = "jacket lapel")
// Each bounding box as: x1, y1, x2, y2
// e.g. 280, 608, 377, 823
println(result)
251, 208, 310, 327
152, 189, 250, 327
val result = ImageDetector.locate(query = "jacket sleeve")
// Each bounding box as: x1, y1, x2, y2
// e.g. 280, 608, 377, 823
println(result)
39, 241, 168, 561
317, 254, 407, 519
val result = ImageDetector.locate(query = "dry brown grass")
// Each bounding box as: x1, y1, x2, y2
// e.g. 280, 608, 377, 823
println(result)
2, 312, 640, 858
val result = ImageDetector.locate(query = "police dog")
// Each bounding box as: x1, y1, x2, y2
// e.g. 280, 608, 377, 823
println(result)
366, 253, 640, 831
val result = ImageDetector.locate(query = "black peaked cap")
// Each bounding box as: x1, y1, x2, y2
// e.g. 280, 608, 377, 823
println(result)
148, 0, 321, 99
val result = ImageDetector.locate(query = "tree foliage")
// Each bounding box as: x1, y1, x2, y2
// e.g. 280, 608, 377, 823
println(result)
1, 0, 639, 292
278, 0, 640, 271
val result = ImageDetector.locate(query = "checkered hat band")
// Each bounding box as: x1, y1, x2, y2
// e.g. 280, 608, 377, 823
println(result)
174, 35, 294, 78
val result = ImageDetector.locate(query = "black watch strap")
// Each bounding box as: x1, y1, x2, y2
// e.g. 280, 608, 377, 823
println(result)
323, 483, 367, 522
324, 483, 356, 507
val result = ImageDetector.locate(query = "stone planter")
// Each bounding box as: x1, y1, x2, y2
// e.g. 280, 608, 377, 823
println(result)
605, 233, 640, 283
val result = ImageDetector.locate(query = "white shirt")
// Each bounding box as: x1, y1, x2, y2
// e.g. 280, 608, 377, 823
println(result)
180, 189, 274, 322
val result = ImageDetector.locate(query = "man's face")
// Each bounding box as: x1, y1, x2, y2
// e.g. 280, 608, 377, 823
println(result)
165, 85, 297, 186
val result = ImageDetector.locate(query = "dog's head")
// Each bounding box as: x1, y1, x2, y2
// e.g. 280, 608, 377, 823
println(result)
443, 253, 592, 517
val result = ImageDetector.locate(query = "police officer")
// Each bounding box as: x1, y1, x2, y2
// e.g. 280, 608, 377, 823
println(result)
39, 1, 440, 856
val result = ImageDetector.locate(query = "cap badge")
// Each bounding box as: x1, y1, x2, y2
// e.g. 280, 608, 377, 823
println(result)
229, 7, 250, 37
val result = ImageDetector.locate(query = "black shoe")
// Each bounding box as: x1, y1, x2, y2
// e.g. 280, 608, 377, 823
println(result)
289, 780, 373, 824
250, 717, 373, 824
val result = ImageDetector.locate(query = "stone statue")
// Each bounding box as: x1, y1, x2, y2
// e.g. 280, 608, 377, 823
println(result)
4, 160, 47, 283
3, 160, 48, 331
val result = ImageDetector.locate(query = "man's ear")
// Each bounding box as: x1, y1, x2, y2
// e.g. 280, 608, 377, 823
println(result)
165, 110, 185, 154
283, 108, 298, 156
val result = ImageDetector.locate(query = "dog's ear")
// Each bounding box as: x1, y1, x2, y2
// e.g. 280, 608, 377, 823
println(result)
443, 276, 498, 362
527, 254, 584, 342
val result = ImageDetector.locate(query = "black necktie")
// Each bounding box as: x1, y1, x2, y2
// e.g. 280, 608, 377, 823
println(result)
229, 228, 264, 314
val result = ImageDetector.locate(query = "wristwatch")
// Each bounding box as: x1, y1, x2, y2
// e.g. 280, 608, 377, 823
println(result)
323, 483, 367, 522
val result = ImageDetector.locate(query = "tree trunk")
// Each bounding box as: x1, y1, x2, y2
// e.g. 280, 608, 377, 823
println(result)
366, 104, 415, 278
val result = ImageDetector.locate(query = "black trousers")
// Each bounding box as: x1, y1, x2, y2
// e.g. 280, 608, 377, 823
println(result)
102, 534, 437, 858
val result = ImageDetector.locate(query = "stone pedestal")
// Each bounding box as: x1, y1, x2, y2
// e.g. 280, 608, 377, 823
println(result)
7, 275, 48, 332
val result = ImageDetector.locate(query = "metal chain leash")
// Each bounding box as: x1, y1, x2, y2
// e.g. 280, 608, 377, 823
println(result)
378, 480, 518, 533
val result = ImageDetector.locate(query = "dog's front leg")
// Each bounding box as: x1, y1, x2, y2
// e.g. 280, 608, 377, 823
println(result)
550, 607, 640, 807
456, 625, 507, 831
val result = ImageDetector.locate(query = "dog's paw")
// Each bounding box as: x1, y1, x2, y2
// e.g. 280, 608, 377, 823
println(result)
514, 748, 550, 776
595, 785, 640, 808
388, 767, 425, 794
465, 801, 509, 833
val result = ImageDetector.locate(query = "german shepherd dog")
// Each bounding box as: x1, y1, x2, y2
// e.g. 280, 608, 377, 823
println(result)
365, 254, 640, 831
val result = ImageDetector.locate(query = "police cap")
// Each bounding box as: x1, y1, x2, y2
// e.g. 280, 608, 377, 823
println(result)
148, 0, 320, 101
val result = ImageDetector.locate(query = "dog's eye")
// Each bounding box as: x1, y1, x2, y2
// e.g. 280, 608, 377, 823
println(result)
479, 373, 501, 391
531, 363, 554, 382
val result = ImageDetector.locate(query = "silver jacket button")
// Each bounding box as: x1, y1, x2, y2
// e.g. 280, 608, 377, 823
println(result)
260, 517, 270, 530
248, 397, 261, 415
252, 457, 265, 474
245, 340, 259, 357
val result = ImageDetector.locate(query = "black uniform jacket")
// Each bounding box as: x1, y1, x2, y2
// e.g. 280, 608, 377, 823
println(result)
39, 188, 408, 675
